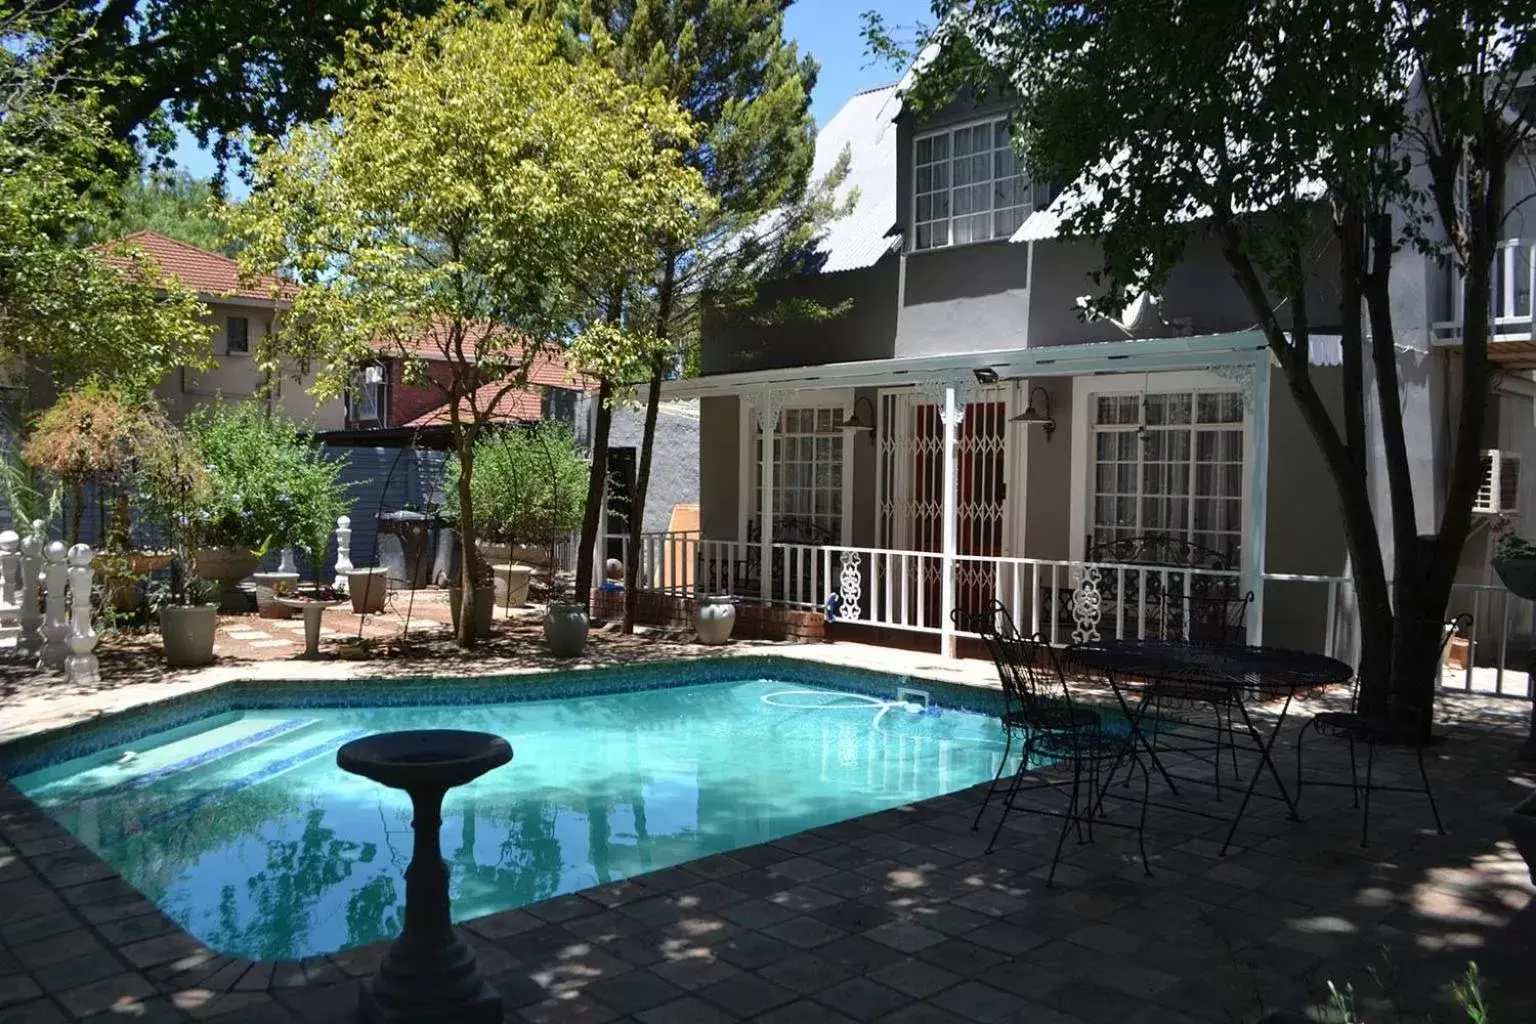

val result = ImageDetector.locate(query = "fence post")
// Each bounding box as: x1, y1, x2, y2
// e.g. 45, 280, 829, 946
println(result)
39, 540, 69, 670
18, 523, 43, 659
66, 543, 99, 686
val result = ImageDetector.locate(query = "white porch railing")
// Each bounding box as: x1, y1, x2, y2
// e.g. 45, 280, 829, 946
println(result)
1432, 237, 1535, 342
610, 532, 1535, 700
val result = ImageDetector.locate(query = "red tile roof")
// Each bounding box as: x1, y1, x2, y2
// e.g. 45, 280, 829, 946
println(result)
103, 231, 290, 302
384, 322, 584, 387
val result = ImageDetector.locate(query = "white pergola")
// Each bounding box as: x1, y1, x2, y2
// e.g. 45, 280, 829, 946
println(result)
664, 330, 1277, 656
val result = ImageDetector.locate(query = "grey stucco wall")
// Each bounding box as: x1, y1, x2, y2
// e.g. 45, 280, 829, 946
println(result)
699, 396, 740, 540
1020, 377, 1073, 560
608, 400, 700, 535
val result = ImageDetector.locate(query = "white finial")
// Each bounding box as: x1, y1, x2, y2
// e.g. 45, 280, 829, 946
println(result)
0, 529, 20, 620
16, 528, 43, 658
333, 515, 355, 589
65, 543, 98, 686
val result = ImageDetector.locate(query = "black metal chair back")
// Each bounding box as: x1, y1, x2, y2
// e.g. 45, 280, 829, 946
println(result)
1177, 589, 1255, 645
954, 601, 1090, 742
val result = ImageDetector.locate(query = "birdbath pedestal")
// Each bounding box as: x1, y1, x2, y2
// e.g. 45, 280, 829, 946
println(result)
337, 730, 512, 1024
276, 595, 347, 656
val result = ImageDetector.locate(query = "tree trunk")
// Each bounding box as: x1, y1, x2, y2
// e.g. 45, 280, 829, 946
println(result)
454, 433, 478, 649
624, 252, 678, 634
624, 358, 667, 633
576, 376, 614, 614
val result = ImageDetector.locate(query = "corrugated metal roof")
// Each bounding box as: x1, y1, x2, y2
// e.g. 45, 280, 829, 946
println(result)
803, 84, 902, 274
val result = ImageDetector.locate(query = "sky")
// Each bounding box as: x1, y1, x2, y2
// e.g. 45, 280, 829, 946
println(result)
167, 0, 931, 191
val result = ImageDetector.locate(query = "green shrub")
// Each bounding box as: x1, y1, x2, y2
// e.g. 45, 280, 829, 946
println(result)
441, 424, 587, 550
184, 405, 349, 571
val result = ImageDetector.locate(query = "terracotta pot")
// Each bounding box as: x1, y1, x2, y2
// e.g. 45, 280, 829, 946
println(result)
544, 602, 589, 657
349, 567, 390, 614
493, 564, 533, 609
93, 550, 173, 612
192, 547, 262, 613
694, 596, 737, 646
1508, 790, 1536, 885
448, 585, 496, 639
160, 604, 217, 667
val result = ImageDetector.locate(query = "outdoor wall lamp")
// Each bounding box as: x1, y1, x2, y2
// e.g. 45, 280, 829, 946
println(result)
973, 366, 1000, 385
1011, 386, 1056, 440
838, 396, 877, 433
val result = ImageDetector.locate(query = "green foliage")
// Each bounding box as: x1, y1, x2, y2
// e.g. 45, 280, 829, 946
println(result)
113, 171, 231, 254
183, 405, 348, 570
0, 85, 216, 399
440, 425, 588, 547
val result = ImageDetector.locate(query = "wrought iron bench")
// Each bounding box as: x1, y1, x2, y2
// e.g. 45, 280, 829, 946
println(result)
728, 517, 838, 600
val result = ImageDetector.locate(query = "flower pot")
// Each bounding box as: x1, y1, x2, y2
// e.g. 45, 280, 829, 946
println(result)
93, 550, 173, 612
1493, 557, 1536, 601
252, 571, 300, 619
544, 602, 589, 657
160, 604, 218, 667
1507, 790, 1536, 885
448, 585, 496, 639
192, 547, 262, 613
695, 595, 737, 646
493, 564, 533, 609
348, 567, 390, 614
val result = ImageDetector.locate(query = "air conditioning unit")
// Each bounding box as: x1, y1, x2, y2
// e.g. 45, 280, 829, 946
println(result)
1475, 450, 1520, 514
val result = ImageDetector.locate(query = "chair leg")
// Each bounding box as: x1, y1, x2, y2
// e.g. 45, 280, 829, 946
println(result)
1047, 764, 1082, 888
1135, 754, 1152, 877
1418, 742, 1447, 836
1347, 735, 1360, 808
973, 727, 1014, 831
1226, 703, 1242, 781
986, 745, 1031, 855
1360, 737, 1376, 849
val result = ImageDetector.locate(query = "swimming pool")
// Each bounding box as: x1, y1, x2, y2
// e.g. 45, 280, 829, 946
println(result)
13, 677, 1011, 960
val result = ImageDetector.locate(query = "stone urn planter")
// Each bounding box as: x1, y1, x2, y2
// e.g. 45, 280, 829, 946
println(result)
493, 564, 533, 609
348, 567, 390, 614
160, 604, 217, 667
337, 730, 512, 1024
544, 601, 590, 657
277, 586, 347, 657
192, 547, 261, 612
448, 585, 496, 639
251, 571, 299, 619
94, 550, 173, 612
695, 595, 737, 646
1509, 790, 1536, 886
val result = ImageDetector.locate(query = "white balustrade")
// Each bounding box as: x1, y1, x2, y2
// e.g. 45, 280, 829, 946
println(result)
0, 529, 18, 639
65, 543, 99, 685
38, 540, 69, 670
333, 516, 354, 588
18, 522, 44, 659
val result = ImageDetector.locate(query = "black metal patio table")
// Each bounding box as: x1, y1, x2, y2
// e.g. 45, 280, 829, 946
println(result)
1066, 638, 1353, 854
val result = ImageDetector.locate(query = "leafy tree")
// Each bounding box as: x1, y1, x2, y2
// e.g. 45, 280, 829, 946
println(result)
874, 1, 1536, 734
0, 79, 214, 399
555, 0, 847, 627
440, 423, 588, 553
113, 170, 230, 254
2, 0, 449, 181
233, 2, 708, 645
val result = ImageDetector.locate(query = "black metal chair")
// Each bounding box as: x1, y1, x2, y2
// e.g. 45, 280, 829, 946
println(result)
956, 602, 1151, 885
1294, 614, 1469, 847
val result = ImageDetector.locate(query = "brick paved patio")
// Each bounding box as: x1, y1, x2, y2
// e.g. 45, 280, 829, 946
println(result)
2, 647, 1534, 1023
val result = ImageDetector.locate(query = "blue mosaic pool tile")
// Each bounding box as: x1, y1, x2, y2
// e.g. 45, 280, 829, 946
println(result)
0, 655, 1006, 778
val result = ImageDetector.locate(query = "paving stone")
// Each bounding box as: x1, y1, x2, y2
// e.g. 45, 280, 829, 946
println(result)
928, 980, 1025, 1023
809, 901, 895, 934
57, 972, 157, 1018
96, 911, 181, 946
914, 940, 1009, 979
867, 958, 962, 1000
761, 917, 846, 950
516, 993, 623, 1024
863, 920, 947, 954
273, 980, 359, 1022
15, 929, 104, 970
647, 957, 738, 993
710, 933, 796, 971
0, 974, 43, 1009
224, 630, 270, 640
750, 998, 859, 1024
249, 640, 293, 649
36, 951, 128, 995
881, 1002, 971, 1023
0, 998, 67, 1023
585, 970, 683, 1015
634, 995, 739, 1024
756, 953, 854, 997
814, 976, 914, 1022
694, 972, 794, 1017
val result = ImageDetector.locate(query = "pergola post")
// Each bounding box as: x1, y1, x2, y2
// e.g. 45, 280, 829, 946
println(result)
757, 389, 778, 605
1245, 356, 1271, 643
940, 386, 961, 659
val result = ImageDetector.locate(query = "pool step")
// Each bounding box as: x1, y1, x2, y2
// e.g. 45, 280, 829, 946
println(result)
71, 718, 323, 805
129, 728, 371, 835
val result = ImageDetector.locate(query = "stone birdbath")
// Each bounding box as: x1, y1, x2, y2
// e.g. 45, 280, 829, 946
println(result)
338, 730, 513, 1024
277, 586, 347, 657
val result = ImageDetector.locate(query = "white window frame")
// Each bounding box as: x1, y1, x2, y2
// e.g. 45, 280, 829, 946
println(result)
225, 315, 250, 356
1067, 370, 1252, 571
911, 115, 1032, 253
737, 393, 854, 547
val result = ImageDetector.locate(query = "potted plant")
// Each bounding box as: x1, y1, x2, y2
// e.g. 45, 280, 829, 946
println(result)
185, 405, 349, 612
695, 594, 737, 645
1491, 520, 1536, 599
143, 440, 218, 667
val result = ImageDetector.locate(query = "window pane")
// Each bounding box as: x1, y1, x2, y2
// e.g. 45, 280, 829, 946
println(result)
953, 216, 973, 245
916, 137, 932, 164
954, 126, 973, 156
994, 120, 1011, 148
931, 133, 949, 161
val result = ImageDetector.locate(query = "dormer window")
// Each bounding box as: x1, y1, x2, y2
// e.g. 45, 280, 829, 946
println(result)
913, 118, 1031, 251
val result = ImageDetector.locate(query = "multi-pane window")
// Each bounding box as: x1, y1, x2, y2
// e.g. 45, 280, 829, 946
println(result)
752, 407, 844, 543
914, 119, 1031, 251
1090, 391, 1244, 562
226, 316, 250, 355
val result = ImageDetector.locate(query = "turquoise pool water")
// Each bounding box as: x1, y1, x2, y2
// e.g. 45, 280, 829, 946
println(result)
15, 679, 1010, 959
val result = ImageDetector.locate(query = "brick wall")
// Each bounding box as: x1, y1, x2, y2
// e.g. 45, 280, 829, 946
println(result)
591, 589, 826, 643
390, 359, 468, 426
